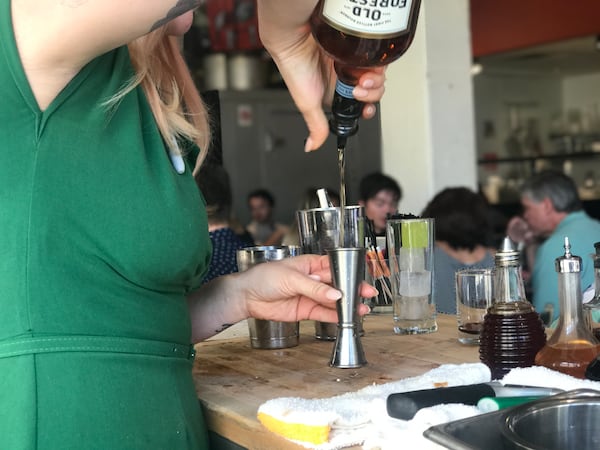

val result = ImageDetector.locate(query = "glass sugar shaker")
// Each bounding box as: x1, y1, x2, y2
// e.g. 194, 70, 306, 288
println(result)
479, 237, 547, 380
535, 237, 600, 379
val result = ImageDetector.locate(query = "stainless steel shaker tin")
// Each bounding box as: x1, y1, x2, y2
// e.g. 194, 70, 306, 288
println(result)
236, 245, 301, 349
296, 206, 365, 340
296, 206, 365, 253
237, 246, 294, 271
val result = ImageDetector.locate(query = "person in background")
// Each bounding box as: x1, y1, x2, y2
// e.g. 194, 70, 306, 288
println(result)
247, 188, 290, 246
195, 164, 254, 283
358, 172, 402, 235
1, 0, 384, 447
421, 187, 496, 314
520, 170, 600, 322
282, 187, 340, 246
505, 214, 540, 293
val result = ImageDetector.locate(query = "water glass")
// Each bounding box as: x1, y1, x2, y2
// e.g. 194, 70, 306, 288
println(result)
386, 217, 437, 334
455, 268, 494, 345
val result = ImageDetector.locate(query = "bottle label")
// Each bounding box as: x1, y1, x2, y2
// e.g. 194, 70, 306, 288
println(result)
335, 79, 355, 99
323, 0, 415, 36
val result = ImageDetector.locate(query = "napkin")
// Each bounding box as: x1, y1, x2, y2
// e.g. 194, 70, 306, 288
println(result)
500, 365, 600, 391
258, 363, 600, 450
257, 363, 490, 450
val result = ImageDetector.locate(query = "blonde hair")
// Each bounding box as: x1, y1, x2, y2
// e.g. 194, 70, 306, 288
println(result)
108, 28, 211, 173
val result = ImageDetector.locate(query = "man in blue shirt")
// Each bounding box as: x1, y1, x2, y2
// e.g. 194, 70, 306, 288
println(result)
520, 170, 600, 323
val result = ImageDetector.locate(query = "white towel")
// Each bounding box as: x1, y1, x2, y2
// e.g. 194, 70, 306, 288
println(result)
257, 363, 490, 450
258, 363, 600, 450
501, 365, 600, 391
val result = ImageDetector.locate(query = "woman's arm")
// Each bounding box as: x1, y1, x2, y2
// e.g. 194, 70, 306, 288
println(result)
11, 0, 199, 108
187, 254, 375, 342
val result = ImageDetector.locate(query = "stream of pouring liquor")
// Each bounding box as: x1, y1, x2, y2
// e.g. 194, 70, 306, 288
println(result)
338, 146, 346, 246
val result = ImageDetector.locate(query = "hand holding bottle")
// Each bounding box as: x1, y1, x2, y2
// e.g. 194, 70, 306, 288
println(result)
256, 0, 386, 151
311, 0, 421, 147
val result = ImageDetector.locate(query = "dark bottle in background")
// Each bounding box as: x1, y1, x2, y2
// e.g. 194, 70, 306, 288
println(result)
479, 237, 547, 379
310, 0, 422, 145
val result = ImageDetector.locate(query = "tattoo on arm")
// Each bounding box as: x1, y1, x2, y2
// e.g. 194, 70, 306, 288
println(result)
214, 323, 233, 335
150, 0, 200, 32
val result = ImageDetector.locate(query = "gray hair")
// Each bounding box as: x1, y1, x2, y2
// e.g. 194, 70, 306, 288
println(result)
520, 170, 582, 213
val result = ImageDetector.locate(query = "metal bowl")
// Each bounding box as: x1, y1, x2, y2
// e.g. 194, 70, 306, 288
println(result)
501, 389, 600, 450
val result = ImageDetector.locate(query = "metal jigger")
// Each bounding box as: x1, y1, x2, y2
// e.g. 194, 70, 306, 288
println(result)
327, 247, 368, 368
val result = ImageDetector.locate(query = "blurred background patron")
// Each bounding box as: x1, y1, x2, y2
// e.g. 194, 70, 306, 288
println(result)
195, 164, 254, 283
421, 187, 496, 314
519, 170, 600, 321
358, 172, 402, 236
246, 189, 289, 246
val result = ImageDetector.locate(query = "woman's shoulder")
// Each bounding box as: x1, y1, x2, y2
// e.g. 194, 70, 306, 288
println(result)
10, 1, 189, 108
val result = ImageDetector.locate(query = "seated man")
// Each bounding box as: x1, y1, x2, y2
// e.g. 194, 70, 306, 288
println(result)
520, 170, 600, 321
246, 189, 289, 246
358, 172, 402, 236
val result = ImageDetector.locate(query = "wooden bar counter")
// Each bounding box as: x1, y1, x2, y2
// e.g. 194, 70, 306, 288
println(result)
192, 314, 480, 450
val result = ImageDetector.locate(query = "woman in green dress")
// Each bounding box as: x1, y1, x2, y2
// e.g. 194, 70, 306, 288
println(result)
0, 1, 384, 448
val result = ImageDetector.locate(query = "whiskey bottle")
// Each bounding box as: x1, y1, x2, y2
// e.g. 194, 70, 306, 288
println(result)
310, 0, 422, 146
536, 237, 600, 379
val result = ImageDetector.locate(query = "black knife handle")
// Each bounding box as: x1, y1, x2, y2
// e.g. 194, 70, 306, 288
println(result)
387, 383, 496, 420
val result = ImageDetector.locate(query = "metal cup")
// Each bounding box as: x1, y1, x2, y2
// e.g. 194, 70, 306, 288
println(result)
328, 247, 367, 368
297, 206, 365, 340
236, 246, 301, 349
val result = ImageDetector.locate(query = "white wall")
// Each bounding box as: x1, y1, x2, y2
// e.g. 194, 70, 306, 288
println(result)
380, 0, 477, 215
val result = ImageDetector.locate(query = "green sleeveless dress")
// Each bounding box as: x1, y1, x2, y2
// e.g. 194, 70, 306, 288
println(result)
0, 4, 212, 449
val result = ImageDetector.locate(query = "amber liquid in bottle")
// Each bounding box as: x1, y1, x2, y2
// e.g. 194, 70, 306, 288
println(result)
535, 341, 600, 379
310, 0, 422, 72
459, 322, 483, 335
310, 0, 422, 143
479, 303, 547, 380
535, 238, 600, 379
479, 238, 546, 380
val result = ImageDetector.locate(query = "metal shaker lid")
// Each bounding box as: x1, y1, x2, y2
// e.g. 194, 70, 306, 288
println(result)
495, 236, 520, 267
555, 236, 581, 273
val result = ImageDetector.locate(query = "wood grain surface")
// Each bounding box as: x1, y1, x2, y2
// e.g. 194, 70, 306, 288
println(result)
192, 314, 480, 450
